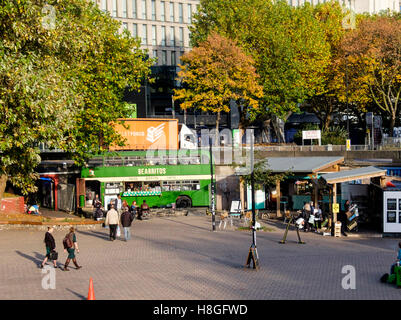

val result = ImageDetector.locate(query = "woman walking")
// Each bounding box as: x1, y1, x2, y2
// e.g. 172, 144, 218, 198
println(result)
62, 227, 82, 271
40, 226, 58, 268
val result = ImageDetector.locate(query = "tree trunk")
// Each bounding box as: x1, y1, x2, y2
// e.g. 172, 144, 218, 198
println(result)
214, 111, 221, 146
262, 119, 271, 143
272, 115, 285, 143
0, 174, 7, 204
390, 114, 396, 137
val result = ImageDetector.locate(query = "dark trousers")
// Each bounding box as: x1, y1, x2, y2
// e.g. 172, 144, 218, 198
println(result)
109, 224, 118, 240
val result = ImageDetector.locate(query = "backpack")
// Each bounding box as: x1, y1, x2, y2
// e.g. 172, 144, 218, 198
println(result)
63, 234, 73, 249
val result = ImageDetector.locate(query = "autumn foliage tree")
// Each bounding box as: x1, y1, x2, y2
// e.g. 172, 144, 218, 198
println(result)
339, 15, 401, 135
173, 33, 263, 144
191, 0, 331, 141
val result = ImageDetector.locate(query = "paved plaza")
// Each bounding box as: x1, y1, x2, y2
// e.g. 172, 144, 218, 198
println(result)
0, 216, 400, 300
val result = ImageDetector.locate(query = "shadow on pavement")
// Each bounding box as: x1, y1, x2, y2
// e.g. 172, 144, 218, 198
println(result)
66, 288, 86, 300
77, 230, 109, 241
159, 217, 211, 231
15, 250, 45, 266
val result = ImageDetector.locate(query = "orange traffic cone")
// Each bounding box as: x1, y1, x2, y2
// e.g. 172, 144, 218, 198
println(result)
87, 278, 95, 300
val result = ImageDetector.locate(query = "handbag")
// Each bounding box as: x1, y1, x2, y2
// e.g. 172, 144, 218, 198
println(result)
49, 250, 58, 261
116, 225, 121, 237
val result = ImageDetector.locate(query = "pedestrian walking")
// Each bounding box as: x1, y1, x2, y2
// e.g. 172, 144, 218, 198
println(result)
130, 201, 137, 219
121, 207, 134, 241
40, 226, 58, 269
62, 227, 82, 271
105, 203, 120, 241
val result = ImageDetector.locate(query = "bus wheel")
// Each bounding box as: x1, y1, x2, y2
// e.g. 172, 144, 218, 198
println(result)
176, 196, 192, 208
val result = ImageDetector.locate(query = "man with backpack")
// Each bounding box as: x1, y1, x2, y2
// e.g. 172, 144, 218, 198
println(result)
62, 227, 82, 271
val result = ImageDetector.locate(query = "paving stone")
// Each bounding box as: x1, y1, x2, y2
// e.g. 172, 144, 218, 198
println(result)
0, 216, 399, 300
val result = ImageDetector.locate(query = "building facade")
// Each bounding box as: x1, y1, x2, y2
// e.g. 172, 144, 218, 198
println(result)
288, 0, 400, 14
96, 0, 199, 66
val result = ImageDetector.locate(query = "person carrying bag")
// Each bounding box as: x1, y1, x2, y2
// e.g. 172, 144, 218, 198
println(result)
40, 226, 58, 269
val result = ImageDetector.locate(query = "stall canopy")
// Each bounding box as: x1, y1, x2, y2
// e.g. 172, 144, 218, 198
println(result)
321, 166, 386, 184
262, 156, 344, 174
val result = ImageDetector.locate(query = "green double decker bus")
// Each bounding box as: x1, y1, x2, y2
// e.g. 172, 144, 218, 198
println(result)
80, 151, 213, 209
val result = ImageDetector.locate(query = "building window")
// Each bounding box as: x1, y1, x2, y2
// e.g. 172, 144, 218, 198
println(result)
151, 0, 156, 20
142, 0, 147, 19
153, 50, 158, 64
169, 2, 174, 22
152, 25, 157, 45
122, 0, 127, 17
178, 3, 183, 23
179, 51, 185, 64
112, 0, 117, 17
123, 22, 128, 30
101, 0, 107, 12
162, 50, 167, 65
171, 51, 176, 65
132, 0, 137, 18
142, 24, 148, 45
160, 1, 165, 21
161, 26, 166, 46
179, 27, 184, 46
132, 23, 138, 37
170, 26, 175, 46
187, 4, 192, 23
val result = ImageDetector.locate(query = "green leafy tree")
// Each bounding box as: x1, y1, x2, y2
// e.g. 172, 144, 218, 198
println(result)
0, 0, 151, 200
191, 0, 331, 139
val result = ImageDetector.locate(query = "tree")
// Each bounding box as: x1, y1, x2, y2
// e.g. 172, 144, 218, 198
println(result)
173, 32, 263, 145
302, 1, 348, 131
0, 0, 152, 200
339, 15, 401, 135
191, 0, 331, 140
59, 3, 152, 165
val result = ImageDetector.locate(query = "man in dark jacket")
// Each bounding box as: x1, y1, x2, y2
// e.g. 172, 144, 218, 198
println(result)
120, 207, 134, 241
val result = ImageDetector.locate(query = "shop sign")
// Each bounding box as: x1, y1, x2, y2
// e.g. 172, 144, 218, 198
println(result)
137, 167, 167, 175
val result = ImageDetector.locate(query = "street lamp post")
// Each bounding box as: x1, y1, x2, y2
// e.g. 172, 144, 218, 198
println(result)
245, 129, 259, 269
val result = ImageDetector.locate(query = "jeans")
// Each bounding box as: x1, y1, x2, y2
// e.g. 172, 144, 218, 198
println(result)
123, 227, 131, 241
109, 224, 117, 240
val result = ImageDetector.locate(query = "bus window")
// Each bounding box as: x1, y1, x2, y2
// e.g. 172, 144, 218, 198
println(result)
125, 182, 142, 192
181, 180, 200, 191
145, 181, 161, 192
162, 181, 181, 191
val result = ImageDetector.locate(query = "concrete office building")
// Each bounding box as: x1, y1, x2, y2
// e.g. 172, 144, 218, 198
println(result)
96, 0, 199, 66
94, 0, 200, 120
288, 0, 400, 14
